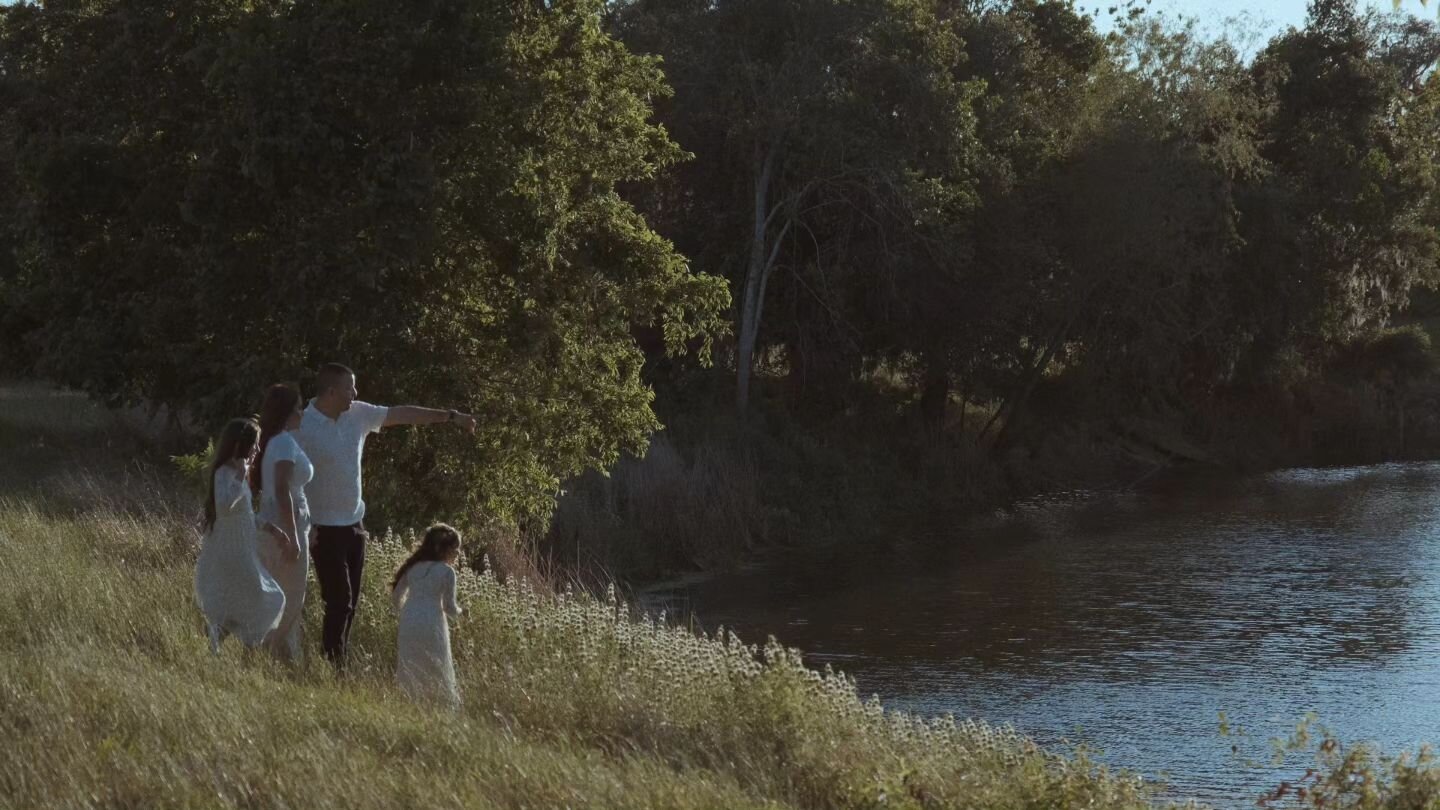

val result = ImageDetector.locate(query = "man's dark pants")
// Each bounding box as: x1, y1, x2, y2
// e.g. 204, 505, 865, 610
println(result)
312, 522, 367, 666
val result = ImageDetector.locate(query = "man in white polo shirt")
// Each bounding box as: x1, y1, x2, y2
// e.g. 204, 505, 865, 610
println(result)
297, 362, 477, 667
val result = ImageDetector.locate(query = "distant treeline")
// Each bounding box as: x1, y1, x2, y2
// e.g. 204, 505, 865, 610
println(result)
2, 0, 1439, 535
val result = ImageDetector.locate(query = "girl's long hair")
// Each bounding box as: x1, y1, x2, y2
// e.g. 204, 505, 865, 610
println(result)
204, 418, 261, 531
392, 524, 463, 591
251, 383, 301, 495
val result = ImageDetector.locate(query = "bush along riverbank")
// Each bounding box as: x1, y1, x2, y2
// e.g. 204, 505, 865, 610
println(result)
544, 322, 1440, 586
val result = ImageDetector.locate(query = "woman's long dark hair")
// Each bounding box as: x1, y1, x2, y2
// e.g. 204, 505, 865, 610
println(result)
204, 418, 260, 531
392, 524, 463, 591
251, 383, 302, 495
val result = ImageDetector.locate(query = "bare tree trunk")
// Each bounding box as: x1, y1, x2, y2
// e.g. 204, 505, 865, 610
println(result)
736, 140, 786, 414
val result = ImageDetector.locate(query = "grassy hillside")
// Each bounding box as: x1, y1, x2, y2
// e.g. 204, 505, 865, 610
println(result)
5, 380, 1417, 810
8, 380, 1440, 807
0, 382, 1168, 809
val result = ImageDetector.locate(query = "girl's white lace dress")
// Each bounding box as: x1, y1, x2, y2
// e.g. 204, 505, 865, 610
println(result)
393, 561, 463, 707
256, 432, 313, 660
194, 465, 285, 652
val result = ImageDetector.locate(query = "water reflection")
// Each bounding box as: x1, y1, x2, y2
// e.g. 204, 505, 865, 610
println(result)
653, 462, 1440, 807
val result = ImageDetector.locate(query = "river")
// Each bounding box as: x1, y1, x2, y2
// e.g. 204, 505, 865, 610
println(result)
646, 462, 1440, 807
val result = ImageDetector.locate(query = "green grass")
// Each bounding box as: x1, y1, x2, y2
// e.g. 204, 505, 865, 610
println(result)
13, 380, 1404, 810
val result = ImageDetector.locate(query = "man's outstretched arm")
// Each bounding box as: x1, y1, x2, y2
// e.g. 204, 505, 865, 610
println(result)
384, 406, 477, 432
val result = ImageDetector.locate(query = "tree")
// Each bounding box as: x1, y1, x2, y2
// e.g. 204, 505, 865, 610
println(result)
612, 0, 982, 414
896, 0, 1110, 431
1238, 0, 1440, 375
0, 0, 728, 528
944, 14, 1262, 448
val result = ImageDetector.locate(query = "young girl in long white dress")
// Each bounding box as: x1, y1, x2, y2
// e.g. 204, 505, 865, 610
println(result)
391, 524, 465, 707
253, 384, 312, 661
194, 418, 289, 654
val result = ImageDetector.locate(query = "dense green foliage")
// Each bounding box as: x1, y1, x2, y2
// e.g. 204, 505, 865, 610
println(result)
0, 0, 727, 528
3, 0, 1440, 551
546, 0, 1440, 577
610, 0, 986, 413
613, 0, 1440, 437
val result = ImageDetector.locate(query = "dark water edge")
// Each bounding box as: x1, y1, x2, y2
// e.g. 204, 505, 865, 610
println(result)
644, 462, 1440, 808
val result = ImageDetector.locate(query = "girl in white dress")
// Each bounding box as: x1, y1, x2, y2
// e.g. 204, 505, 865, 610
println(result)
391, 524, 465, 708
194, 418, 288, 654
253, 384, 312, 661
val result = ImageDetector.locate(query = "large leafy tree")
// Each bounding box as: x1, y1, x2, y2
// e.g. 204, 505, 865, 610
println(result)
0, 0, 728, 527
612, 0, 983, 414
895, 0, 1109, 430
962, 4, 1440, 449
1048, 23, 1261, 409
926, 15, 1258, 447
1239, 0, 1440, 370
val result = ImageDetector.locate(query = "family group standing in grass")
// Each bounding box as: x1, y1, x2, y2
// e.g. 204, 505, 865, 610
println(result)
192, 362, 477, 707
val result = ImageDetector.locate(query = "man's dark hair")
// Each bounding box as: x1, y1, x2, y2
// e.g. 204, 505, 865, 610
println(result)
316, 363, 355, 396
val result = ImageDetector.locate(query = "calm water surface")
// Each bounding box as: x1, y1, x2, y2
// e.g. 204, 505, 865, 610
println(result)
649, 463, 1440, 807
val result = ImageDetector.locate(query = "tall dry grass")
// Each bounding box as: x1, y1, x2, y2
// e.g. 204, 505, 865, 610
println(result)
547, 435, 764, 580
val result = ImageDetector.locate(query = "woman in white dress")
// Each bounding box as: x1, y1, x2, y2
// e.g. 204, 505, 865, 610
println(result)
194, 418, 289, 654
252, 384, 312, 661
391, 524, 465, 708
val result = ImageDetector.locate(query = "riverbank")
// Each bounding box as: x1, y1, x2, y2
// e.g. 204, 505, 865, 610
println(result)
541, 316, 1440, 586
0, 382, 1171, 810
641, 459, 1440, 806
541, 375, 1430, 586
